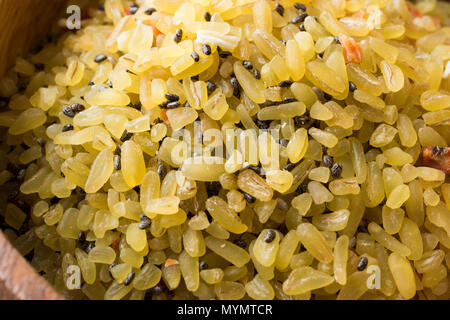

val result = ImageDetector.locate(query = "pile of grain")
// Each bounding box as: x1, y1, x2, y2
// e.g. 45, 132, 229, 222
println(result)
0, 0, 449, 300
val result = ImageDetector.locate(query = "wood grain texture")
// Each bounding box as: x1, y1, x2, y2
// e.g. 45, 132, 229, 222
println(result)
0, 0, 65, 300
0, 0, 66, 78
0, 231, 63, 300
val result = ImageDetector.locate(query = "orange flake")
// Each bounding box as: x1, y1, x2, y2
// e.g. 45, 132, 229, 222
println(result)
420, 147, 450, 174
339, 34, 363, 64
407, 2, 424, 18
165, 258, 179, 267
351, 10, 365, 19
161, 109, 170, 125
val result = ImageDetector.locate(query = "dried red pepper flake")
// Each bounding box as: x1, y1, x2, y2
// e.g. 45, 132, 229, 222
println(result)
419, 146, 450, 174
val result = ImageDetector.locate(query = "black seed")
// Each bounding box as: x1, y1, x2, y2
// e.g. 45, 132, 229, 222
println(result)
84, 242, 95, 253
124, 272, 135, 286
230, 77, 240, 90
253, 69, 261, 79
199, 261, 208, 271
184, 101, 191, 108
16, 169, 26, 182
357, 256, 369, 271
62, 124, 74, 132
292, 13, 308, 24
331, 163, 343, 178
138, 214, 151, 229
107, 80, 113, 88
165, 93, 179, 102
71, 103, 85, 112
233, 88, 241, 99
232, 239, 246, 249
275, 3, 284, 16
202, 44, 212, 56
323, 155, 334, 168
36, 138, 46, 147
114, 144, 121, 156
243, 192, 256, 204
206, 81, 217, 94
294, 113, 310, 127
242, 60, 253, 70
166, 101, 181, 109
145, 8, 156, 15
174, 29, 183, 43
94, 54, 107, 63
283, 162, 296, 171
206, 181, 221, 197
157, 164, 167, 180
108, 262, 117, 278
129, 5, 139, 15
280, 138, 289, 147
151, 285, 163, 295
334, 36, 340, 44
88, 80, 95, 86
318, 52, 324, 58
62, 105, 76, 117
191, 51, 200, 62
294, 3, 306, 11
281, 40, 287, 46
217, 47, 231, 58
191, 75, 199, 81
323, 92, 332, 101
77, 231, 86, 243
432, 146, 445, 156
120, 130, 133, 142
348, 81, 357, 92
314, 16, 319, 22
264, 230, 276, 243
132, 101, 142, 110
114, 155, 121, 170
295, 183, 308, 195
160, 101, 169, 109
60, 171, 65, 178
279, 80, 293, 87
283, 97, 297, 103
299, 24, 306, 31
204, 11, 211, 22
255, 118, 270, 130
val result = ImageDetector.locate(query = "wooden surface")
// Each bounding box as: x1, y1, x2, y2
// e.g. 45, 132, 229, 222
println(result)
0, 231, 63, 300
0, 0, 66, 78
0, 0, 65, 300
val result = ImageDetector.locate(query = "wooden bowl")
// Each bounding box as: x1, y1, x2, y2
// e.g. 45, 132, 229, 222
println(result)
0, 0, 66, 300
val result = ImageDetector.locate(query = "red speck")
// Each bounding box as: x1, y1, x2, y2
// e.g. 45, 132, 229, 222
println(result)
432, 17, 441, 29
419, 147, 450, 174
351, 10, 365, 19
125, 6, 131, 15
407, 2, 424, 18
339, 34, 363, 64
112, 236, 121, 250
161, 109, 170, 125
144, 20, 163, 36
